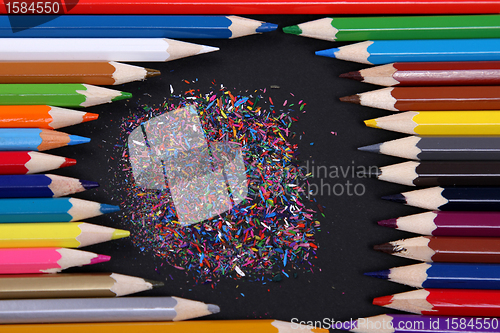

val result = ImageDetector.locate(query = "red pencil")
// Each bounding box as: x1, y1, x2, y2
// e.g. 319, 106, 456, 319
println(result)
374, 289, 500, 316
0, 151, 75, 175
7, 0, 500, 15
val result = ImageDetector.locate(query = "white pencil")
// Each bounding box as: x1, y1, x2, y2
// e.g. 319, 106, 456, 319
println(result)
0, 38, 219, 62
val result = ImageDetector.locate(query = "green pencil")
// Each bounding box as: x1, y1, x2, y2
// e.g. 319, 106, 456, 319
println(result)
283, 15, 500, 41
0, 84, 132, 107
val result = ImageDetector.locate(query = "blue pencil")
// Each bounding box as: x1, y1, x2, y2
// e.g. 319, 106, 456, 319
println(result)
316, 39, 500, 64
366, 262, 500, 290
3, 15, 277, 39
0, 128, 89, 151
0, 198, 119, 223
0, 174, 98, 198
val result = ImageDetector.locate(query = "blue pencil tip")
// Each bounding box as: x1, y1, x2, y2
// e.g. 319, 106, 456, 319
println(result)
100, 204, 121, 214
257, 22, 278, 33
364, 270, 390, 280
80, 180, 100, 190
68, 135, 91, 145
315, 48, 339, 58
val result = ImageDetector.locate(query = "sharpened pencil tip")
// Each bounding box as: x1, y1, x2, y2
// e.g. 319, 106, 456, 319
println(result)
358, 143, 382, 154
146, 279, 164, 288
61, 158, 77, 168
378, 218, 398, 229
89, 254, 111, 265
373, 295, 394, 307
373, 243, 398, 254
381, 193, 407, 204
315, 48, 339, 58
360, 169, 381, 178
339, 94, 361, 104
100, 204, 120, 214
364, 269, 390, 280
145, 68, 161, 78
82, 112, 99, 123
257, 22, 278, 33
68, 135, 90, 146
339, 71, 363, 82
113, 92, 133, 101
282, 25, 302, 35
80, 179, 99, 190
199, 45, 219, 55
208, 304, 221, 314
111, 229, 130, 240
364, 119, 379, 128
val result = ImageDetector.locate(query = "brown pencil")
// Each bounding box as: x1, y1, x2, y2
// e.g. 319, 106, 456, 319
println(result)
0, 61, 160, 85
374, 236, 500, 263
340, 86, 500, 111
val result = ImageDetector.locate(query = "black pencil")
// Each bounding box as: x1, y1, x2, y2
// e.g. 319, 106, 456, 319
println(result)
359, 136, 500, 161
382, 186, 500, 211
369, 161, 500, 186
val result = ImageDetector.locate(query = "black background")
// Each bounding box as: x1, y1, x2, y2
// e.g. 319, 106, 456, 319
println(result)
49, 15, 425, 330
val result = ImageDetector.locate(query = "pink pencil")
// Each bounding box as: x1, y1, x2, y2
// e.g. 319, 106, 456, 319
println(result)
0, 248, 110, 274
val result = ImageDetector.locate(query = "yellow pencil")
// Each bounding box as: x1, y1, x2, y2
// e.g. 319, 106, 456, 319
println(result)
0, 320, 328, 333
365, 110, 500, 136
0, 222, 129, 248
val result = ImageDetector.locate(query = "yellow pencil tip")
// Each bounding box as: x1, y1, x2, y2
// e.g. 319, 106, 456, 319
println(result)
112, 229, 130, 240
364, 119, 379, 128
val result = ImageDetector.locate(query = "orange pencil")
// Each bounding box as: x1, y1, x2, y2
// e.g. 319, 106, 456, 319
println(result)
0, 105, 98, 129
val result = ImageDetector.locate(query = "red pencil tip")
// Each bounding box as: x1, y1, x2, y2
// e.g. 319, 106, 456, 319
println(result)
89, 254, 111, 265
60, 158, 77, 168
373, 295, 394, 307
377, 218, 398, 228
83, 112, 99, 123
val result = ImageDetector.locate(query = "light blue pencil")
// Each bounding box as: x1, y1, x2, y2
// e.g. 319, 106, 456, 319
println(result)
0, 129, 89, 151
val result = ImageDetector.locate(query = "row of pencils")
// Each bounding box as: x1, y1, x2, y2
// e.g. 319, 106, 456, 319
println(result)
286, 14, 500, 333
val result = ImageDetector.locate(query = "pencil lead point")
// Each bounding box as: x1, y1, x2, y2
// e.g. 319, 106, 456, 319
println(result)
377, 218, 398, 228
364, 270, 390, 280
113, 91, 133, 101
145, 68, 161, 78
257, 22, 278, 33
373, 295, 394, 307
68, 135, 91, 146
364, 119, 379, 128
80, 179, 100, 190
282, 25, 302, 35
89, 254, 111, 265
111, 229, 130, 240
359, 169, 381, 178
340, 71, 363, 82
315, 48, 339, 58
373, 242, 398, 254
381, 193, 407, 204
208, 304, 221, 314
61, 157, 77, 168
100, 204, 121, 214
339, 94, 360, 104
358, 143, 381, 154
198, 45, 219, 55
82, 112, 99, 123
146, 279, 164, 288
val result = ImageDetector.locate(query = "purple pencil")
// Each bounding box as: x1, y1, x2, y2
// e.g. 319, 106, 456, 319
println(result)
342, 314, 500, 333
378, 211, 500, 237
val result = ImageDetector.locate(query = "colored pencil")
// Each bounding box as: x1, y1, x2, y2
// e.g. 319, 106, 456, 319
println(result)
284, 16, 500, 42
0, 197, 119, 223
0, 222, 129, 248
0, 62, 160, 85
374, 235, 500, 263
0, 84, 130, 107
0, 297, 219, 323
316, 39, 500, 65
364, 111, 500, 136
0, 151, 75, 174
0, 129, 89, 151
6, 0, 500, 15
0, 174, 98, 198
341, 86, 500, 112
1, 15, 277, 39
341, 61, 500, 87
373, 289, 500, 316
0, 273, 163, 299
366, 262, 500, 290
378, 211, 500, 237
343, 314, 499, 333
359, 136, 500, 161
0, 320, 328, 333
0, 248, 110, 274
0, 105, 98, 129
369, 161, 500, 187
382, 186, 500, 211
0, 38, 219, 62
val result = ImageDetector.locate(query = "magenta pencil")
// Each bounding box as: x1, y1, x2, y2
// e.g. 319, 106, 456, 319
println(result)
0, 248, 110, 274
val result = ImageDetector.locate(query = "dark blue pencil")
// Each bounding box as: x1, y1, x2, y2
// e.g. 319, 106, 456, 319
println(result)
366, 262, 500, 289
3, 15, 277, 39
0, 174, 98, 198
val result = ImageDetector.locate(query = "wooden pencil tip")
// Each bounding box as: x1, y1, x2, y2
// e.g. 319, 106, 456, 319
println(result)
146, 279, 165, 288
364, 119, 379, 128
364, 270, 390, 280
381, 193, 407, 204
83, 112, 99, 123
61, 158, 77, 168
372, 295, 394, 307
339, 94, 360, 104
377, 218, 398, 228
358, 143, 381, 154
339, 71, 363, 82
373, 243, 397, 254
145, 68, 161, 78
208, 304, 220, 314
